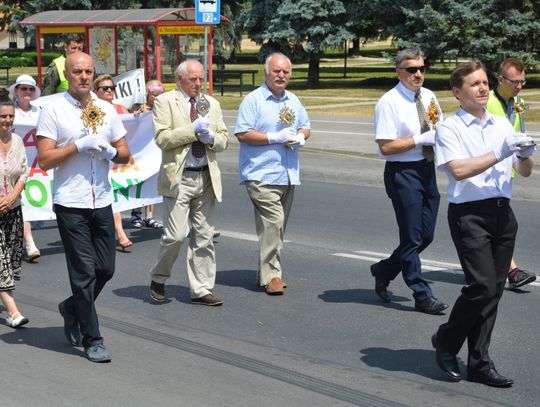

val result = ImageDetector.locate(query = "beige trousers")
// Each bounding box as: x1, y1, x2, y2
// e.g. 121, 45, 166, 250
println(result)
245, 181, 295, 286
150, 171, 216, 298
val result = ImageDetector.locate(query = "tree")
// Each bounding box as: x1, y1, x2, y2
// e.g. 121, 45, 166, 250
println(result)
239, 0, 357, 88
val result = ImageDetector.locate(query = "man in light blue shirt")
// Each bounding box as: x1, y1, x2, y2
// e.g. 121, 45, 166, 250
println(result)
235, 52, 310, 295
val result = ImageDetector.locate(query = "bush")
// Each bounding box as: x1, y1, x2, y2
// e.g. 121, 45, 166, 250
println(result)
0, 51, 61, 67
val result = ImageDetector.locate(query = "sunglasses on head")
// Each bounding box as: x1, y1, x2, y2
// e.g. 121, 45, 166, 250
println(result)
18, 86, 36, 92
98, 85, 116, 91
402, 66, 426, 74
0, 114, 15, 119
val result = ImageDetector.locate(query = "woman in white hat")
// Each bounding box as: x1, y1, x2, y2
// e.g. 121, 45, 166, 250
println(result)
9, 74, 41, 262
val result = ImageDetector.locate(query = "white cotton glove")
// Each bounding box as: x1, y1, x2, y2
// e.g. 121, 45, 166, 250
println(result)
287, 132, 306, 149
413, 130, 435, 146
517, 144, 537, 158
193, 117, 210, 133
494, 133, 531, 161
267, 127, 296, 144
75, 136, 102, 153
198, 130, 215, 145
94, 141, 118, 161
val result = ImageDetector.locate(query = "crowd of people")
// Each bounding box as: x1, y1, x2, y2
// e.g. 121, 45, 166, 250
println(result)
1, 37, 537, 387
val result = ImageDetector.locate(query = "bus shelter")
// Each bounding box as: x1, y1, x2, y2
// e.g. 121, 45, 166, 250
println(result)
21, 8, 230, 94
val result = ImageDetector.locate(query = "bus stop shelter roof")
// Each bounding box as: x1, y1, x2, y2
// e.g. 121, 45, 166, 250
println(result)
21, 8, 231, 26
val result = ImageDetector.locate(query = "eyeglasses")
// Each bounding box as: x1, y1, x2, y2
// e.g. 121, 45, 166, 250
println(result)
502, 75, 526, 86
17, 86, 36, 92
0, 114, 15, 119
98, 85, 116, 91
401, 66, 426, 74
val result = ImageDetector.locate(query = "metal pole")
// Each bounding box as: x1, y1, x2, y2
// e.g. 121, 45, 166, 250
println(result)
203, 25, 208, 94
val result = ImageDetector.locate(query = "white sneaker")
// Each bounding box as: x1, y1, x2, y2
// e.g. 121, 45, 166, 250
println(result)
5, 312, 29, 328
25, 244, 41, 262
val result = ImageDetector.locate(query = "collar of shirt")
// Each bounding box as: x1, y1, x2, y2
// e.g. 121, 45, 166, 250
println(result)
178, 88, 198, 104
456, 107, 495, 127
396, 81, 417, 102
261, 82, 290, 102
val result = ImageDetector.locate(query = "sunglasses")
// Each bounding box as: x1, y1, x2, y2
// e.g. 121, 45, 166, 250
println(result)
98, 85, 116, 91
502, 75, 526, 86
401, 66, 426, 74
0, 114, 15, 119
18, 86, 36, 92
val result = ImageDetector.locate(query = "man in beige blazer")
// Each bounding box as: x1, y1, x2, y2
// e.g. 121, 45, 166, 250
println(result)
148, 59, 229, 306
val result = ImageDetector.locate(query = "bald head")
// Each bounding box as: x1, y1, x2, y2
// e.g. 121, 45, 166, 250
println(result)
176, 59, 204, 98
65, 52, 95, 101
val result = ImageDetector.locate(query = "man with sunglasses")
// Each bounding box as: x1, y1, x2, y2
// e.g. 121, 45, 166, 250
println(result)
371, 48, 447, 314
486, 58, 536, 290
42, 33, 84, 96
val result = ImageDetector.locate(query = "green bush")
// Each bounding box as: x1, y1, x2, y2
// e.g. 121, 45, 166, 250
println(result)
0, 51, 61, 67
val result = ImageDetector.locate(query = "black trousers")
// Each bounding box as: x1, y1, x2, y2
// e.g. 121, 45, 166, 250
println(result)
436, 198, 517, 372
55, 204, 116, 348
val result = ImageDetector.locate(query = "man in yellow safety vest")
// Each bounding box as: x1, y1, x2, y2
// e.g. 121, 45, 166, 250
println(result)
486, 57, 537, 290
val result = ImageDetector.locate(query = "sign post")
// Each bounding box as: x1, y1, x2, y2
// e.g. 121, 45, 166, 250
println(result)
195, 0, 220, 94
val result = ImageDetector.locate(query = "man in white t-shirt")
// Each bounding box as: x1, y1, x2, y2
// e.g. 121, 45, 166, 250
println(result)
36, 52, 130, 363
432, 60, 535, 387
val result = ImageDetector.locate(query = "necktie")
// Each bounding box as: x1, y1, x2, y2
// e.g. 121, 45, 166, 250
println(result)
189, 97, 206, 159
415, 91, 434, 162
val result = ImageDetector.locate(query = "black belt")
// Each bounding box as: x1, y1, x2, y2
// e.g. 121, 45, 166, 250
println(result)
454, 198, 509, 208
184, 165, 209, 172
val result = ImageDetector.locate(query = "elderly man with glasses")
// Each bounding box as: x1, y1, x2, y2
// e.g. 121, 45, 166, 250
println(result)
486, 57, 536, 290
370, 48, 447, 314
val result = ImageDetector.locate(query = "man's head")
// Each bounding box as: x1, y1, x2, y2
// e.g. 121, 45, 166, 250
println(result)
450, 60, 489, 116
65, 52, 94, 100
496, 58, 526, 100
63, 33, 84, 56
175, 60, 204, 98
264, 53, 292, 97
395, 48, 426, 92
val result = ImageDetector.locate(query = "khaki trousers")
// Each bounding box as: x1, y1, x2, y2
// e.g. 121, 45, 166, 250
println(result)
245, 181, 295, 286
150, 171, 216, 298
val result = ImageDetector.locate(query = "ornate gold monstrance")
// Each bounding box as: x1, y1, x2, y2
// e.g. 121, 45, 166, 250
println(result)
81, 98, 106, 134
427, 98, 441, 129
279, 105, 296, 127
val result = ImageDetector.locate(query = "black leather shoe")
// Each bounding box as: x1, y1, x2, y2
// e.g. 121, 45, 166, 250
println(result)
370, 263, 390, 303
58, 301, 81, 346
431, 334, 461, 381
415, 297, 448, 315
468, 368, 513, 387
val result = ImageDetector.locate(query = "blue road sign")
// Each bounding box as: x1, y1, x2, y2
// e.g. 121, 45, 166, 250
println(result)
195, 0, 221, 25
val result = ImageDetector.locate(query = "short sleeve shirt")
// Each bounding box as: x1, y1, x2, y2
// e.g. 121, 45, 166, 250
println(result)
235, 83, 310, 185
435, 108, 515, 203
374, 82, 441, 161
36, 91, 127, 209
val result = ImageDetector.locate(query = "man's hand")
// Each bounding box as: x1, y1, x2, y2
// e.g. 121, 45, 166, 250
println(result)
95, 141, 118, 161
494, 133, 531, 161
267, 127, 296, 144
517, 144, 537, 158
413, 130, 435, 146
286, 133, 306, 149
198, 130, 215, 145
193, 117, 210, 133
75, 136, 102, 153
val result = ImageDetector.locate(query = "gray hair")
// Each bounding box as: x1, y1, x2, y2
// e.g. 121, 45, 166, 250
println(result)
175, 59, 204, 78
395, 48, 424, 68
264, 53, 292, 75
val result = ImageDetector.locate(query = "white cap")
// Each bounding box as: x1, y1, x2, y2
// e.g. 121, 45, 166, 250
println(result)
9, 74, 41, 100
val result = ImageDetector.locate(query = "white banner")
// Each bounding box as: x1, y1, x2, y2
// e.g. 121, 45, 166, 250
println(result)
14, 112, 162, 221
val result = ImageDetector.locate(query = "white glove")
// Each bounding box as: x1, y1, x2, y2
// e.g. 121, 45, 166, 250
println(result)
94, 141, 118, 161
198, 130, 215, 145
267, 127, 296, 144
517, 144, 537, 158
287, 133, 306, 149
193, 117, 210, 133
75, 136, 102, 153
413, 130, 435, 146
494, 133, 531, 161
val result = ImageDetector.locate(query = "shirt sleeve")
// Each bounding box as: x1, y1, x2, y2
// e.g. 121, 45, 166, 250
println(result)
36, 105, 58, 141
435, 121, 462, 169
235, 95, 258, 135
374, 98, 398, 141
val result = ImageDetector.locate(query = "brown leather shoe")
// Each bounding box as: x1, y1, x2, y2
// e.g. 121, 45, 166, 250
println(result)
265, 277, 285, 295
150, 280, 165, 302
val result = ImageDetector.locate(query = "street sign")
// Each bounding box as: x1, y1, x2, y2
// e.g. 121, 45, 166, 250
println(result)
195, 0, 221, 25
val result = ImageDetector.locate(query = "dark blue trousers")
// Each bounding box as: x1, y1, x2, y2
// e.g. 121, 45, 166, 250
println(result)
378, 160, 440, 301
55, 204, 116, 348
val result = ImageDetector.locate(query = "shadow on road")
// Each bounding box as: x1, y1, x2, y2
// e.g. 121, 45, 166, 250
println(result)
112, 284, 191, 304
216, 269, 261, 292
359, 346, 466, 382
0, 326, 82, 357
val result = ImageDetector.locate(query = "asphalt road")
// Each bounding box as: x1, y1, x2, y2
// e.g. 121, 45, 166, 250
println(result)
2, 113, 539, 406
